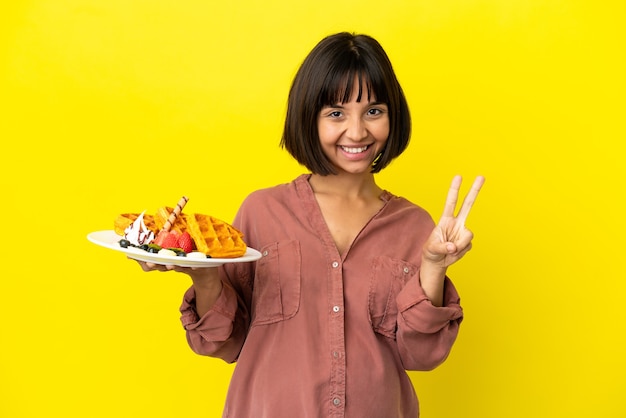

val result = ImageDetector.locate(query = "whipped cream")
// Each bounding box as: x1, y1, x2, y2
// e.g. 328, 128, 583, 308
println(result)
124, 211, 155, 246
186, 251, 208, 259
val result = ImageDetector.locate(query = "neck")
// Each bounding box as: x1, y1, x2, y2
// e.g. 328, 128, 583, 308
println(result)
309, 172, 382, 200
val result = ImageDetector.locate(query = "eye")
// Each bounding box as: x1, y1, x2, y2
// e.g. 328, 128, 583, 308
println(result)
366, 104, 387, 116
320, 105, 344, 119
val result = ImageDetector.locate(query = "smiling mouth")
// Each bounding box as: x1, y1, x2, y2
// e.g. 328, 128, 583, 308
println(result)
340, 145, 370, 154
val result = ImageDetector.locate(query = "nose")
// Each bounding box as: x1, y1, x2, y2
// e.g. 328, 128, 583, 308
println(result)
345, 116, 368, 142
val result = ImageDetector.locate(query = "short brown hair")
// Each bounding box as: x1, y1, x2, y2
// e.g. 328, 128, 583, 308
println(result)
280, 32, 411, 175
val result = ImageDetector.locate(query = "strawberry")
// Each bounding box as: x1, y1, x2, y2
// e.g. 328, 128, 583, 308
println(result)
177, 231, 194, 253
155, 231, 179, 249
153, 232, 166, 246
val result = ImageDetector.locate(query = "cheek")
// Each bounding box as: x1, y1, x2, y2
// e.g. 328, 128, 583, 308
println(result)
374, 122, 390, 142
373, 115, 390, 137
317, 124, 338, 145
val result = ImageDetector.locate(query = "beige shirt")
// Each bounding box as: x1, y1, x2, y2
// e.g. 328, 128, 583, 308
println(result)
180, 174, 463, 418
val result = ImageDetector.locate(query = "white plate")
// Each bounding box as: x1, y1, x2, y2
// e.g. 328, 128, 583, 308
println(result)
87, 230, 262, 268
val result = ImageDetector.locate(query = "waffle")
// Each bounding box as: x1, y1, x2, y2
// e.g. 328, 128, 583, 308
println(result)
114, 213, 159, 236
155, 207, 247, 258
185, 212, 247, 258
154, 206, 188, 235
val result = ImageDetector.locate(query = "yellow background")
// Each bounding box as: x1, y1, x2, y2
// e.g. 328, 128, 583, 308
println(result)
1, 1, 624, 417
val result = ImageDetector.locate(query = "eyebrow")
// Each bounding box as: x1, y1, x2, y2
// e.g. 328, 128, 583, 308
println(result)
323, 100, 387, 108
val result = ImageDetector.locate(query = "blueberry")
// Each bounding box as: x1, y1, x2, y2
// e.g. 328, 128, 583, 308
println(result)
119, 239, 131, 248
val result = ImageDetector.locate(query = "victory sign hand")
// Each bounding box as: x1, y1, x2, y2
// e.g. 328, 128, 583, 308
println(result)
422, 175, 485, 270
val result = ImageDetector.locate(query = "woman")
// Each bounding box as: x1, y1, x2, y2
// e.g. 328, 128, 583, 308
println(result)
139, 32, 484, 417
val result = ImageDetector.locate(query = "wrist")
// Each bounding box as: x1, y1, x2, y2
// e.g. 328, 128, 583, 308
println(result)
420, 258, 447, 277
193, 277, 222, 292
190, 268, 222, 290
419, 260, 447, 307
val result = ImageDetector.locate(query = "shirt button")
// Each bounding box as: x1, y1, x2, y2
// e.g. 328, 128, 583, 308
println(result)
403, 267, 410, 273
333, 398, 341, 406
263, 250, 269, 257
332, 261, 339, 268
332, 306, 340, 313
333, 351, 339, 358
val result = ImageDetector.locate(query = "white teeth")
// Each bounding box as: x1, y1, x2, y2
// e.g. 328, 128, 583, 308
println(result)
341, 145, 368, 154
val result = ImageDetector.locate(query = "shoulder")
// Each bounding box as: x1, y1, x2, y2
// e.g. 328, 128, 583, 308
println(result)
237, 174, 310, 216
241, 176, 301, 207
375, 192, 437, 240
369, 192, 436, 249
383, 192, 434, 224
233, 175, 309, 244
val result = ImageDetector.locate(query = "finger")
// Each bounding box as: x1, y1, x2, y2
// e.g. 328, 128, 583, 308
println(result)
459, 242, 473, 257
131, 258, 153, 272
441, 175, 463, 219
144, 261, 170, 272
452, 242, 473, 260
456, 175, 485, 225
453, 230, 474, 254
173, 265, 197, 273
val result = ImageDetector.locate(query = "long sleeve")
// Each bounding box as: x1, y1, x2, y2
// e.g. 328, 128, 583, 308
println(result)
395, 273, 463, 371
179, 268, 251, 363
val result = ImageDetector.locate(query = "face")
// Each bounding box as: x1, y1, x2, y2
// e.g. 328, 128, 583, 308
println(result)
317, 82, 390, 176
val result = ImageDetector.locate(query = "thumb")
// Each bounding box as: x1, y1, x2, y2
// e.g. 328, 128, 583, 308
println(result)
427, 241, 456, 256
445, 242, 457, 253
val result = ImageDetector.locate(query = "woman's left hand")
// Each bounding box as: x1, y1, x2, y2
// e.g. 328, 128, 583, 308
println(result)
422, 175, 485, 270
